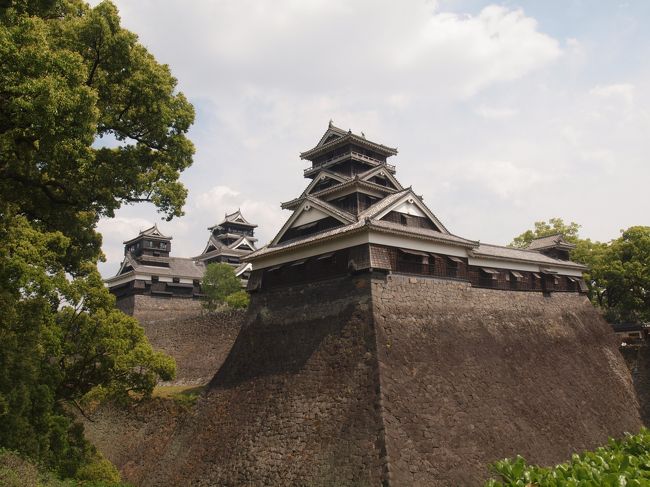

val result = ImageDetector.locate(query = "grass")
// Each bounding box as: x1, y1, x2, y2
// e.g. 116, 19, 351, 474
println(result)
152, 385, 205, 408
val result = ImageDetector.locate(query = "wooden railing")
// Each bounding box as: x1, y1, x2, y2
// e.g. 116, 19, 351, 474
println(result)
304, 151, 395, 175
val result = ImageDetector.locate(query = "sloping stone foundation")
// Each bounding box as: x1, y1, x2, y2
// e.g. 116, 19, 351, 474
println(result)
373, 274, 640, 485
97, 272, 641, 486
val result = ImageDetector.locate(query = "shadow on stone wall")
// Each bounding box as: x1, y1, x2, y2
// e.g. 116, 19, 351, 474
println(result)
141, 309, 246, 385
620, 345, 650, 425
88, 274, 642, 487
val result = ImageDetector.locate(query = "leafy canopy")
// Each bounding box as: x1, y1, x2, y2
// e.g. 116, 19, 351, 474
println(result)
510, 218, 581, 248
511, 219, 650, 323
0, 0, 193, 480
224, 290, 250, 310
202, 263, 243, 312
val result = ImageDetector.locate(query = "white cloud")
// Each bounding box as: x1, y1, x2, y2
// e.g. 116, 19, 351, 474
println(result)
195, 186, 241, 211
108, 0, 561, 104
589, 83, 635, 105
475, 104, 518, 119
463, 160, 547, 199
92, 1, 650, 274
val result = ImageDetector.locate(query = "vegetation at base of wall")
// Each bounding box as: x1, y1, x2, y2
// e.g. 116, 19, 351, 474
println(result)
511, 219, 650, 324
0, 448, 131, 486
202, 263, 246, 311
152, 385, 205, 409
224, 290, 250, 309
485, 428, 650, 486
1, 0, 191, 478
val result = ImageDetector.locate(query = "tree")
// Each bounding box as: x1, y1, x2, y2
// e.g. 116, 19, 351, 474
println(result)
511, 219, 650, 324
224, 290, 250, 309
0, 0, 192, 479
600, 226, 650, 323
510, 218, 581, 248
202, 263, 242, 312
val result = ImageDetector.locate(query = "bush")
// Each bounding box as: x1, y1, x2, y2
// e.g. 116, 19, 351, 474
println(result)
202, 263, 241, 311
75, 453, 121, 484
224, 290, 250, 309
486, 428, 650, 486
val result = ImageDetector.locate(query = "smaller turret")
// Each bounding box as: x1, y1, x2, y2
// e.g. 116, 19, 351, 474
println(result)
526, 234, 575, 261
123, 224, 172, 259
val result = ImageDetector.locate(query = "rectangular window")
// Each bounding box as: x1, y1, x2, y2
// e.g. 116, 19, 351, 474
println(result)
447, 256, 462, 278
509, 271, 523, 290
479, 268, 499, 287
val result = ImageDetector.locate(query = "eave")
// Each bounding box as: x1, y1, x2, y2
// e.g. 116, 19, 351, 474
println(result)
300, 133, 398, 161
281, 178, 398, 210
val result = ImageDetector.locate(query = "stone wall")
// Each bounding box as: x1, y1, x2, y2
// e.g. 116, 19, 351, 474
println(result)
128, 274, 387, 487
140, 310, 245, 385
620, 346, 650, 425
372, 274, 641, 486
94, 272, 641, 486
116, 294, 203, 324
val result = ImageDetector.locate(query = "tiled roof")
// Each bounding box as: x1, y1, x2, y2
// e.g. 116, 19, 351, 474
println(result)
357, 188, 411, 220
526, 234, 575, 250
300, 126, 398, 160
369, 220, 477, 247
472, 243, 586, 269
247, 221, 367, 260
123, 224, 171, 244
124, 256, 205, 278
211, 209, 257, 229
282, 178, 398, 210
303, 195, 357, 223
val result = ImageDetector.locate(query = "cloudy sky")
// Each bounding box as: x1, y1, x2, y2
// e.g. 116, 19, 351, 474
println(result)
94, 0, 650, 277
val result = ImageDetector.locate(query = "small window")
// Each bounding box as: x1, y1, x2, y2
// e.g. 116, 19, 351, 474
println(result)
160, 242, 167, 250
173, 277, 180, 283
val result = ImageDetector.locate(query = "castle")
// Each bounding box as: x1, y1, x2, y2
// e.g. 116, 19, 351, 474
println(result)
245, 122, 588, 294
104, 210, 257, 319
92, 124, 641, 486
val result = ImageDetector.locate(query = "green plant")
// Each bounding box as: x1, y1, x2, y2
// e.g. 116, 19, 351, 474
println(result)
225, 290, 250, 309
485, 428, 650, 486
202, 263, 241, 311
74, 453, 120, 484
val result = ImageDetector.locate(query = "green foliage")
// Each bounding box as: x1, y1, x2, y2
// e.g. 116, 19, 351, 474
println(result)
598, 226, 650, 323
485, 428, 650, 486
202, 263, 242, 312
0, 0, 189, 479
74, 453, 120, 484
224, 290, 250, 309
511, 219, 650, 323
510, 218, 581, 248
153, 385, 205, 409
0, 448, 131, 486
0, 0, 195, 230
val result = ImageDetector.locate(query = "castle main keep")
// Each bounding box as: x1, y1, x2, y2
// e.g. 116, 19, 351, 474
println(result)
245, 122, 588, 293
105, 124, 641, 486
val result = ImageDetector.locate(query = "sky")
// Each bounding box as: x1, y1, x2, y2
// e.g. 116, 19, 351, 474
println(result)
93, 0, 650, 277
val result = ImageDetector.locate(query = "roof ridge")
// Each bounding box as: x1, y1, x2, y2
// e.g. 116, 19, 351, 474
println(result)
304, 194, 357, 222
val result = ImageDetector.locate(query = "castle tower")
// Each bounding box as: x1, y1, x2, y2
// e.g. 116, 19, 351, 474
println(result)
245, 123, 588, 293
195, 209, 258, 281
105, 224, 204, 318
129, 123, 641, 486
